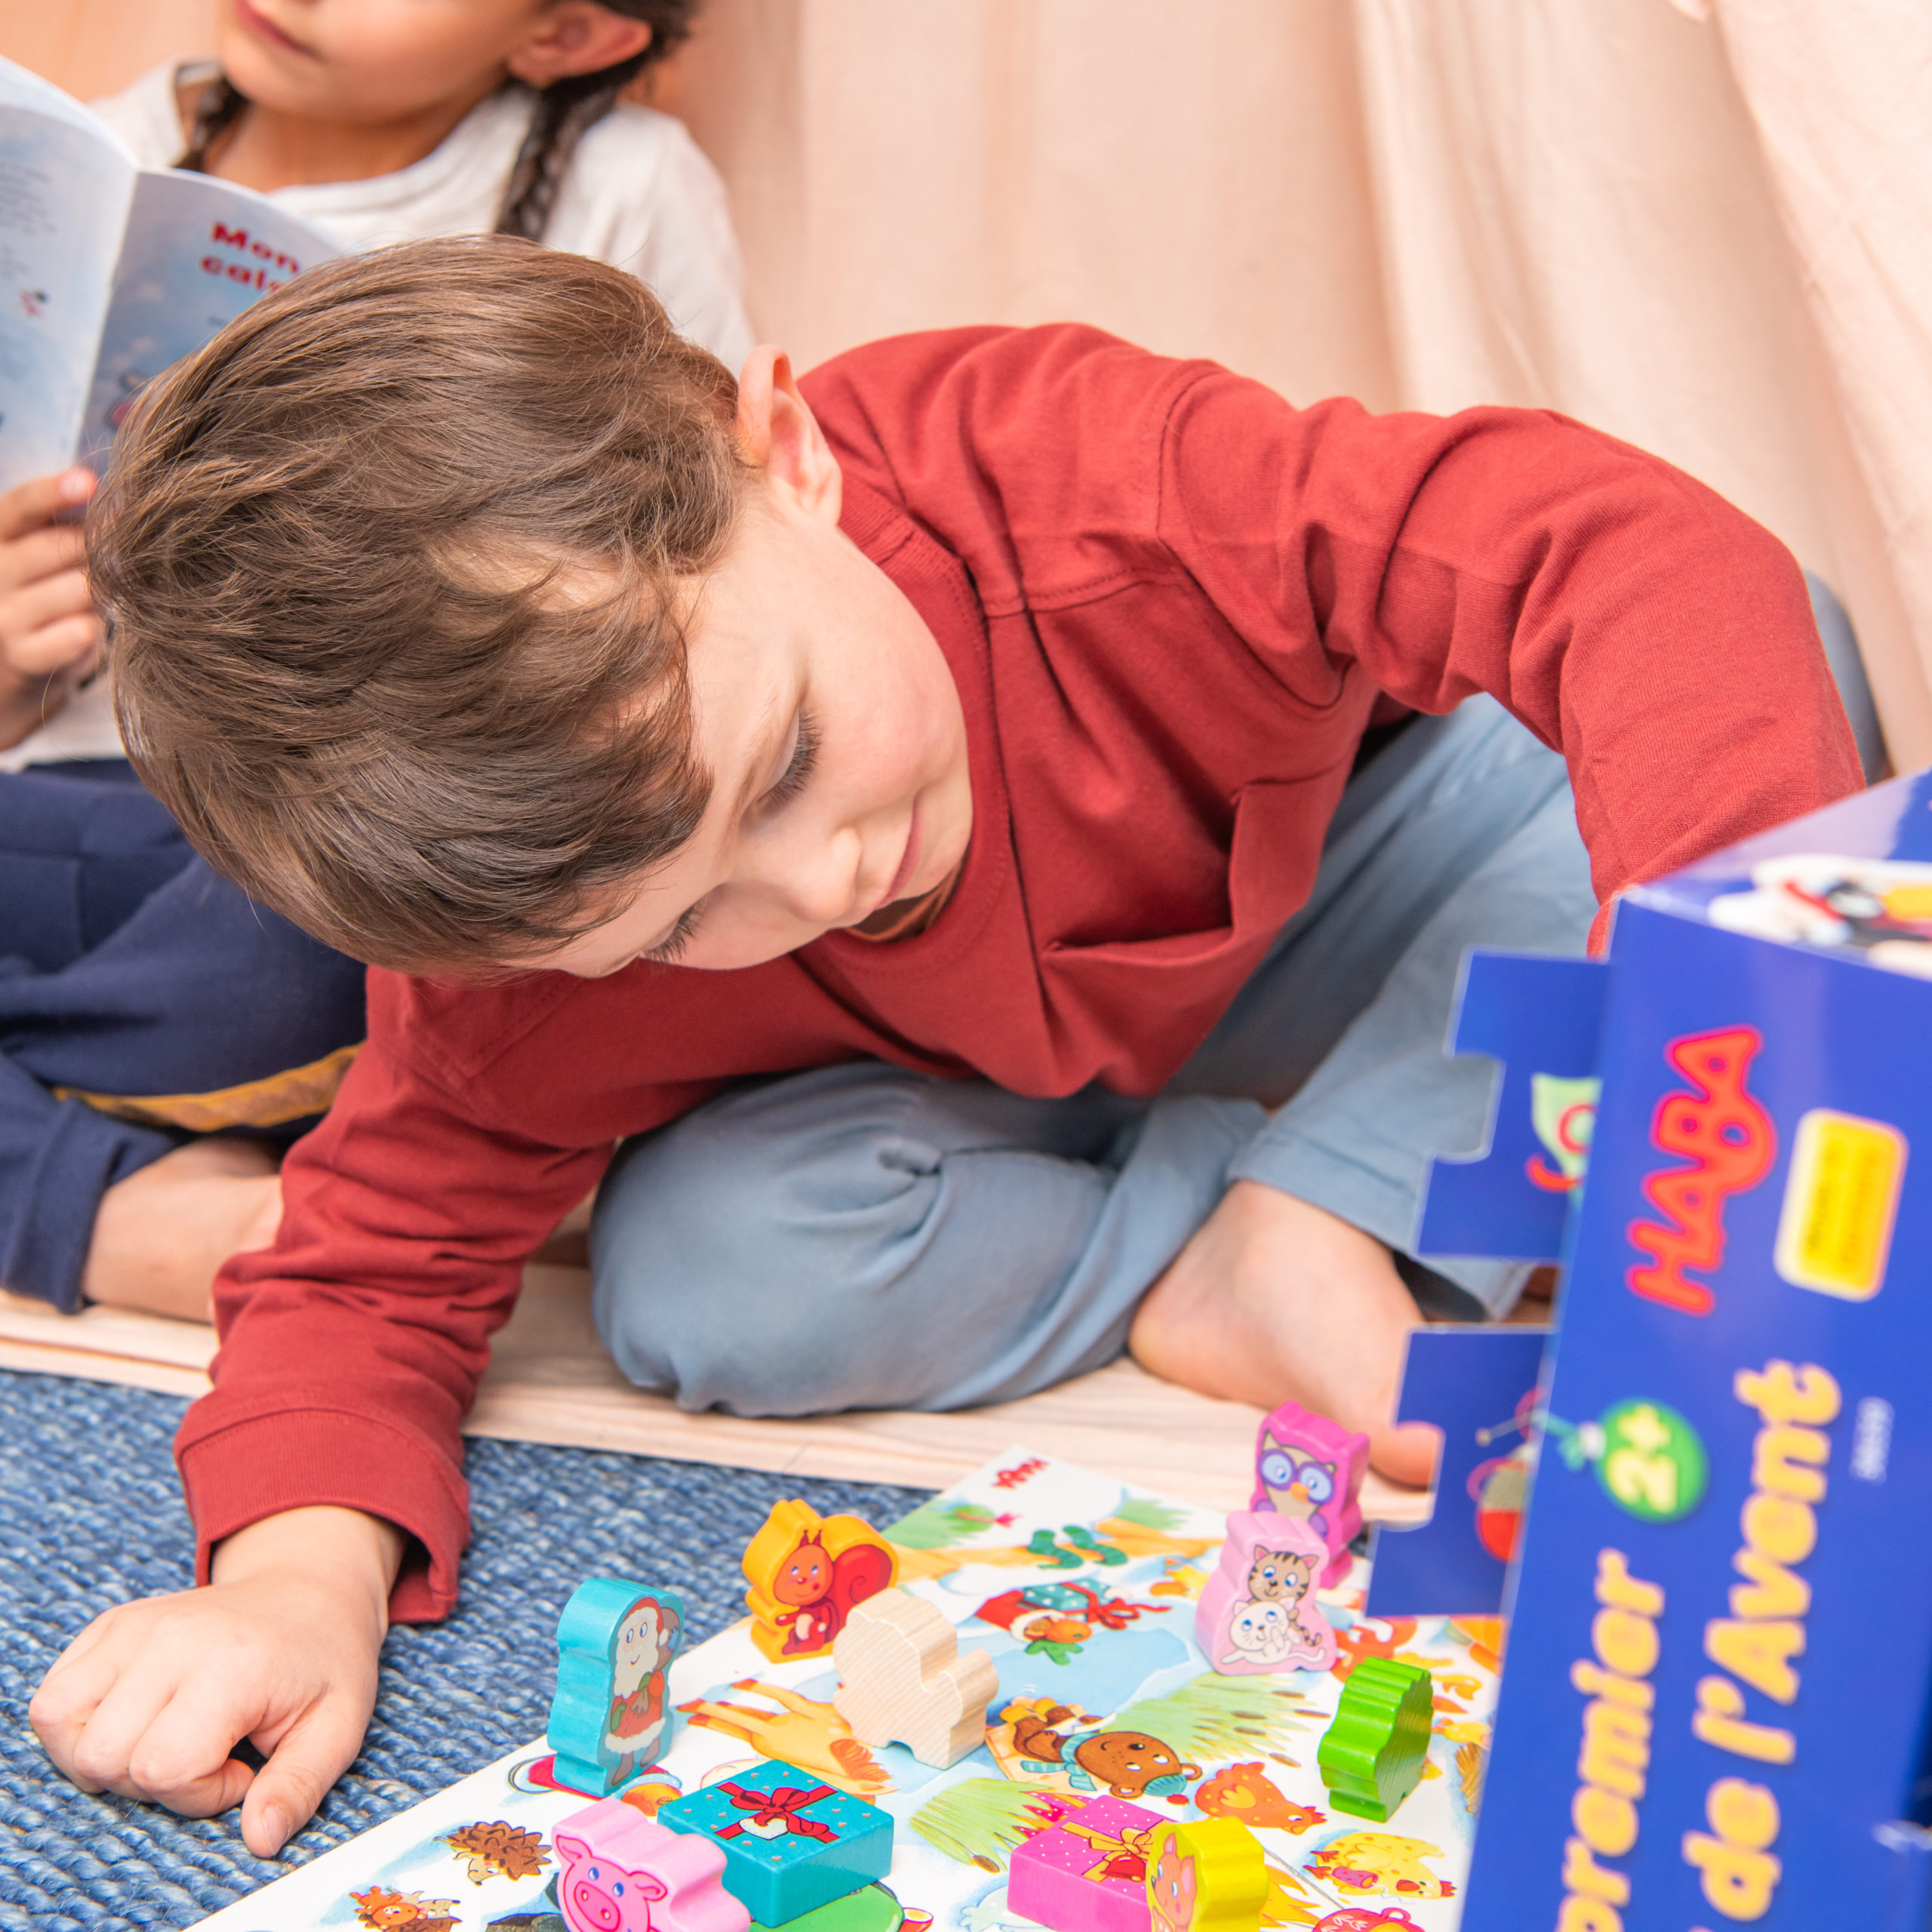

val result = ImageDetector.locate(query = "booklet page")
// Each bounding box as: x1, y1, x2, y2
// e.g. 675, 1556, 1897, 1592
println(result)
0, 58, 137, 488
82, 169, 340, 472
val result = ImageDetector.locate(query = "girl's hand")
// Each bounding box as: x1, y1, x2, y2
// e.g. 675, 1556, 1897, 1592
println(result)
0, 468, 104, 749
28, 1506, 405, 1857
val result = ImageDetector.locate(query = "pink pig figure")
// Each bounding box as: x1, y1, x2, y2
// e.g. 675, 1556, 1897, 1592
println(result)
554, 1797, 749, 1932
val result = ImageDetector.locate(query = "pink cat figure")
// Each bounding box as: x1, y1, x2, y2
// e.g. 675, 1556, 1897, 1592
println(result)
1197, 1512, 1337, 1675
1252, 1398, 1369, 1589
554, 1798, 749, 1932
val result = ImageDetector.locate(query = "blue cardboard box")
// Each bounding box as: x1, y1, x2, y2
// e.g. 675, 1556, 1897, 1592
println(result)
1463, 770, 1932, 1931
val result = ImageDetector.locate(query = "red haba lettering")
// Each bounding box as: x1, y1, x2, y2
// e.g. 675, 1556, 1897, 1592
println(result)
211, 220, 249, 249
1626, 1232, 1718, 1315
1626, 1026, 1774, 1317
201, 256, 223, 275
1639, 1168, 1726, 1269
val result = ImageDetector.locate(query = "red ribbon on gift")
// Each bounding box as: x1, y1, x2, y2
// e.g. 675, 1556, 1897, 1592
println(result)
715, 1781, 838, 1842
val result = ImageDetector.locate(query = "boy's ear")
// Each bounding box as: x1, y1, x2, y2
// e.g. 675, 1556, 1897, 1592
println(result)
734, 346, 842, 526
507, 3, 654, 88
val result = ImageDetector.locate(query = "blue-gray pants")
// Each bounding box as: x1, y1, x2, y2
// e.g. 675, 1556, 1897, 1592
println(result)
589, 697, 1596, 1417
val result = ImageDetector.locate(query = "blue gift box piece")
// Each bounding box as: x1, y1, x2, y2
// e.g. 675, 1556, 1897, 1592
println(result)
657, 1760, 894, 1924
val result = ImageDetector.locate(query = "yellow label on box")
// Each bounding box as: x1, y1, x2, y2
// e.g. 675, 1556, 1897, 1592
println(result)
1774, 1109, 1907, 1300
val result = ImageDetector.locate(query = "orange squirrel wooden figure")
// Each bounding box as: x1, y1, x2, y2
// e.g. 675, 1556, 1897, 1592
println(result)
741, 1498, 898, 1662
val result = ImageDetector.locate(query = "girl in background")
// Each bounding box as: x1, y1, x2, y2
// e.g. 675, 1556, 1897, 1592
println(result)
0, 0, 752, 1321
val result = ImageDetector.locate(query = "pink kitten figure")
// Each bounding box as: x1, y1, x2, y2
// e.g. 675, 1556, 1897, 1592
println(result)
1251, 1399, 1369, 1589
1197, 1512, 1337, 1675
554, 1798, 749, 1932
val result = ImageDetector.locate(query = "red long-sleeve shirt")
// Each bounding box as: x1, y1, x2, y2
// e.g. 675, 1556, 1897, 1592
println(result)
184, 326, 1860, 1617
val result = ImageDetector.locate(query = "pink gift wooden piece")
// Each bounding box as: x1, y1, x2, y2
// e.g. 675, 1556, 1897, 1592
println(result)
1008, 1795, 1165, 1932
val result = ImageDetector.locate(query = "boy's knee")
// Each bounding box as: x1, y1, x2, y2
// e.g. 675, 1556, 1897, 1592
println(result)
587, 1071, 946, 1408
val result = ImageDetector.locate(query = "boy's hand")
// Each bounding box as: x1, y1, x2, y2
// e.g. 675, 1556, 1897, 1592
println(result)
0, 468, 104, 749
29, 1506, 405, 1858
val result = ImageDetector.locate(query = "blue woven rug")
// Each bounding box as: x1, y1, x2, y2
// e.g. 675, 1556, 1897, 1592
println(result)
0, 1368, 924, 1930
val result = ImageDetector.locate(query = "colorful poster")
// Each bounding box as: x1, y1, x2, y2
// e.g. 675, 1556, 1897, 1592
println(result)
195, 1450, 1502, 1930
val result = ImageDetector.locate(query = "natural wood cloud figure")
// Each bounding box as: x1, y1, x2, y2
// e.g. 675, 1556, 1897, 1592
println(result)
832, 1590, 999, 1770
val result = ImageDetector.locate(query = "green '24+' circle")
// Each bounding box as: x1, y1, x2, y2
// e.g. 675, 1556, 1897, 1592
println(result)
1595, 1398, 1709, 1523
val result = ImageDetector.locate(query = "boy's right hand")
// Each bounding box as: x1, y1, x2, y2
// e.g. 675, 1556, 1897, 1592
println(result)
0, 468, 104, 750
29, 1505, 405, 1857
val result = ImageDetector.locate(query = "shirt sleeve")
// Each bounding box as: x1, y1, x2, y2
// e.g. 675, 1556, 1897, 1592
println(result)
1153, 376, 1864, 940
174, 980, 617, 1623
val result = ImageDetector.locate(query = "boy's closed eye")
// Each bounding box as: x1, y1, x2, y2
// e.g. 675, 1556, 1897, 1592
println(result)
758, 707, 820, 814
638, 707, 820, 966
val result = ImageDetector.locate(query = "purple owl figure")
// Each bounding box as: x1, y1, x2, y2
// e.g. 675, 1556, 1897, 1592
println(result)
1252, 1399, 1369, 1589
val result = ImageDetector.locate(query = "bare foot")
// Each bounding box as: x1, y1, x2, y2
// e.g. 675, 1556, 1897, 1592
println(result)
1129, 1180, 1439, 1487
80, 1137, 284, 1323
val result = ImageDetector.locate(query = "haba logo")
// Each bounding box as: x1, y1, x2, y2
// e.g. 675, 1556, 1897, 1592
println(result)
1626, 1027, 1775, 1315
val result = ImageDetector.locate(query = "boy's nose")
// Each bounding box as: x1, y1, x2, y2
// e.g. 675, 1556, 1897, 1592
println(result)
774, 826, 865, 927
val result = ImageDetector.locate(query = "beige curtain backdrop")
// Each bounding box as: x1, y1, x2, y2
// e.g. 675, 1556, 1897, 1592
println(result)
11, 0, 1931, 765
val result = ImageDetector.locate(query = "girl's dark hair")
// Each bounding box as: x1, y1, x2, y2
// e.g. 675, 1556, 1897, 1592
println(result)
179, 2, 699, 242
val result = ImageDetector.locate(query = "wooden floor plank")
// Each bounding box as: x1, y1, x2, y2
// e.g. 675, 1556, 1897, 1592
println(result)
0, 1268, 1430, 1523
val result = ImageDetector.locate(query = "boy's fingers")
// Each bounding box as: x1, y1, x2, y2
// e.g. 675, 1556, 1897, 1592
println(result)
242, 1697, 373, 1857
28, 1658, 115, 1789
55, 1670, 178, 1798
0, 521, 88, 592
0, 469, 94, 542
60, 1657, 261, 1817
121, 1695, 260, 1817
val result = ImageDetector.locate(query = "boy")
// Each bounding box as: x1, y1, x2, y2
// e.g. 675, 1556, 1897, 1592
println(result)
32, 238, 1859, 1857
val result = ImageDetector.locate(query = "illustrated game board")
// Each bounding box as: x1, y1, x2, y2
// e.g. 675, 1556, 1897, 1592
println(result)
196, 1449, 1500, 1930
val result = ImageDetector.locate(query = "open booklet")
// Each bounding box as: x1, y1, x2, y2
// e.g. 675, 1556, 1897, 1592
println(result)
0, 54, 340, 493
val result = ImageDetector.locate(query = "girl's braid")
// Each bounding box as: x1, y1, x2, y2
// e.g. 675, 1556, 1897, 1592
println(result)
177, 72, 249, 174
494, 1, 700, 242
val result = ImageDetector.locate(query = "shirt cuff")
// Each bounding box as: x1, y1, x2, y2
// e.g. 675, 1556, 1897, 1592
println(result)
177, 1405, 471, 1623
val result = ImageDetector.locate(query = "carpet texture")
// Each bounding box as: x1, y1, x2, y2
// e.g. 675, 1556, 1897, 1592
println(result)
0, 1368, 924, 1930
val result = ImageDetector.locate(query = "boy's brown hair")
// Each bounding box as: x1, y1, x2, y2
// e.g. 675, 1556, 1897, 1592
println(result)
91, 236, 743, 971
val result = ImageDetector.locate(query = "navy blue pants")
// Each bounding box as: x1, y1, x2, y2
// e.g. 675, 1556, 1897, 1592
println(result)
0, 765, 365, 1313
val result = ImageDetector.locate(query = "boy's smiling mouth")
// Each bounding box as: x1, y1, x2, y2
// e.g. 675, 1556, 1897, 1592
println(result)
879, 800, 923, 909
